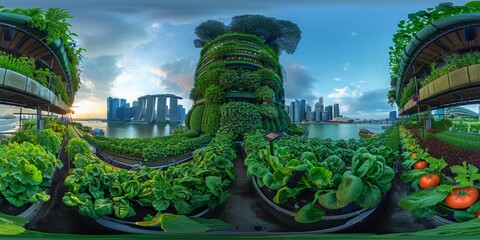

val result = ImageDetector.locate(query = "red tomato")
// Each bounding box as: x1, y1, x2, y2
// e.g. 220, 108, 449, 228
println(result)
418, 174, 440, 189
410, 152, 418, 158
413, 161, 428, 170
444, 187, 479, 209
475, 211, 480, 218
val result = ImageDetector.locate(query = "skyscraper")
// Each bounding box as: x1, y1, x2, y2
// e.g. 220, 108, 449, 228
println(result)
289, 101, 295, 122
300, 99, 306, 121
314, 97, 324, 122
389, 111, 397, 121
325, 105, 333, 121
294, 100, 301, 122
333, 103, 340, 118
306, 105, 312, 121
107, 97, 120, 121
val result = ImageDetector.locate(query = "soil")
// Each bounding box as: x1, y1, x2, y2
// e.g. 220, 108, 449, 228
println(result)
409, 129, 480, 176
0, 200, 31, 216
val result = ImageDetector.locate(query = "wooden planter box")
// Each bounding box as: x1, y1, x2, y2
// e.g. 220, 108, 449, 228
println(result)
433, 74, 450, 94
427, 82, 436, 98
468, 64, 480, 86
419, 85, 430, 100
449, 67, 470, 90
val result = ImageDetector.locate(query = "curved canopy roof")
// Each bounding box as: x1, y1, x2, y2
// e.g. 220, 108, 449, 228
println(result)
0, 12, 74, 100
397, 13, 480, 113
398, 14, 480, 91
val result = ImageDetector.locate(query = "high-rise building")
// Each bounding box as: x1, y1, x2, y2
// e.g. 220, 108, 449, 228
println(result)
132, 101, 138, 108
177, 105, 186, 122
300, 100, 306, 121
306, 105, 313, 121
322, 112, 329, 122
107, 97, 120, 121
294, 100, 301, 122
314, 97, 324, 122
120, 98, 127, 108
285, 105, 290, 117
333, 103, 340, 118
390, 111, 397, 121
325, 105, 333, 121
289, 101, 295, 122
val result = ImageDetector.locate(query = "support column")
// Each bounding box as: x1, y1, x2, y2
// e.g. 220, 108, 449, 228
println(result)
133, 98, 145, 121
426, 105, 432, 129
145, 96, 155, 123
156, 97, 167, 123
169, 98, 179, 123
36, 106, 43, 133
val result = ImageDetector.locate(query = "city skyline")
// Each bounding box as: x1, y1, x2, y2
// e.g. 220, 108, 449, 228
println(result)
0, 0, 477, 119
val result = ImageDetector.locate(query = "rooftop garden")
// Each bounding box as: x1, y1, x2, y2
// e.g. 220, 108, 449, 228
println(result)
0, 7, 84, 105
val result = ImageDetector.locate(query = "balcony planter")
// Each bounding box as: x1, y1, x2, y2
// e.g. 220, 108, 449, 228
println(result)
411, 94, 418, 102
4, 69, 27, 92
433, 74, 450, 94
419, 85, 430, 100
427, 82, 435, 97
448, 66, 470, 90
26, 77, 41, 96
252, 177, 383, 232
0, 68, 6, 86
468, 64, 480, 86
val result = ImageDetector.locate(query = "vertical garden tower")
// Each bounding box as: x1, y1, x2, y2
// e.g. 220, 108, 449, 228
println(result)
186, 15, 301, 136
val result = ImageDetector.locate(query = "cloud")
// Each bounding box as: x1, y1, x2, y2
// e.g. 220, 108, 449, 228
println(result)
283, 62, 318, 103
77, 55, 122, 101
333, 76, 341, 81
326, 87, 394, 119
152, 57, 197, 98
71, 13, 152, 58
343, 63, 351, 71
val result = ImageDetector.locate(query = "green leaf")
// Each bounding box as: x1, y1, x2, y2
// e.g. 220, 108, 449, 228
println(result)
306, 166, 333, 188
94, 199, 113, 216
273, 187, 299, 204
336, 171, 363, 205
174, 199, 194, 215
160, 214, 209, 232
451, 162, 480, 187
300, 152, 316, 162
192, 218, 233, 231
317, 191, 348, 210
411, 207, 437, 218
401, 169, 427, 183
454, 211, 475, 222
355, 183, 381, 208
294, 202, 325, 223
398, 187, 448, 211
113, 199, 135, 219
205, 176, 222, 196
152, 199, 170, 212
0, 212, 28, 226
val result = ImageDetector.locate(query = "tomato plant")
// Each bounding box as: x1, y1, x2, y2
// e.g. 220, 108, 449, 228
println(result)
413, 161, 427, 170
444, 187, 479, 209
475, 211, 480, 218
410, 152, 418, 158
418, 174, 440, 189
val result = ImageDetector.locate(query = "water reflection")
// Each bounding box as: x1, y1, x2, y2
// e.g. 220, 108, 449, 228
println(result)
301, 123, 386, 140
76, 121, 183, 138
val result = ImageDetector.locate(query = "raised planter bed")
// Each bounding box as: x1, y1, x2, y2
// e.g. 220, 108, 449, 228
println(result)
252, 177, 382, 232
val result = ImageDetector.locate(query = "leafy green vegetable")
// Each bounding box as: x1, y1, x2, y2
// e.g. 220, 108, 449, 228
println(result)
398, 187, 448, 211
294, 202, 325, 223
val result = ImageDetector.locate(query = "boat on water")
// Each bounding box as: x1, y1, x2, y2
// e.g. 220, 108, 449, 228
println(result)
358, 128, 377, 138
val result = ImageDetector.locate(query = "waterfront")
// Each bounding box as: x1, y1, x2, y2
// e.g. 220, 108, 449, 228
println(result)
76, 121, 183, 138
0, 118, 18, 133
301, 123, 387, 140
77, 120, 387, 140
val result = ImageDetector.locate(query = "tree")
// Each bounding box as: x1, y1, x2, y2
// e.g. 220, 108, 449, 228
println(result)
193, 14, 302, 55
194, 20, 228, 48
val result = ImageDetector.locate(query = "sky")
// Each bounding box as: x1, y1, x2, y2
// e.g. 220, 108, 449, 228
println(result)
0, 0, 478, 119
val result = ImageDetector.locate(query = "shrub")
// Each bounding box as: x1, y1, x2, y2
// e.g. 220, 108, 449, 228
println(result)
37, 129, 62, 154
190, 105, 206, 132
254, 86, 275, 103
257, 104, 278, 119
219, 102, 262, 136
67, 138, 91, 161
202, 104, 221, 134
240, 71, 261, 91
185, 108, 193, 128
12, 130, 38, 144
205, 85, 225, 104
